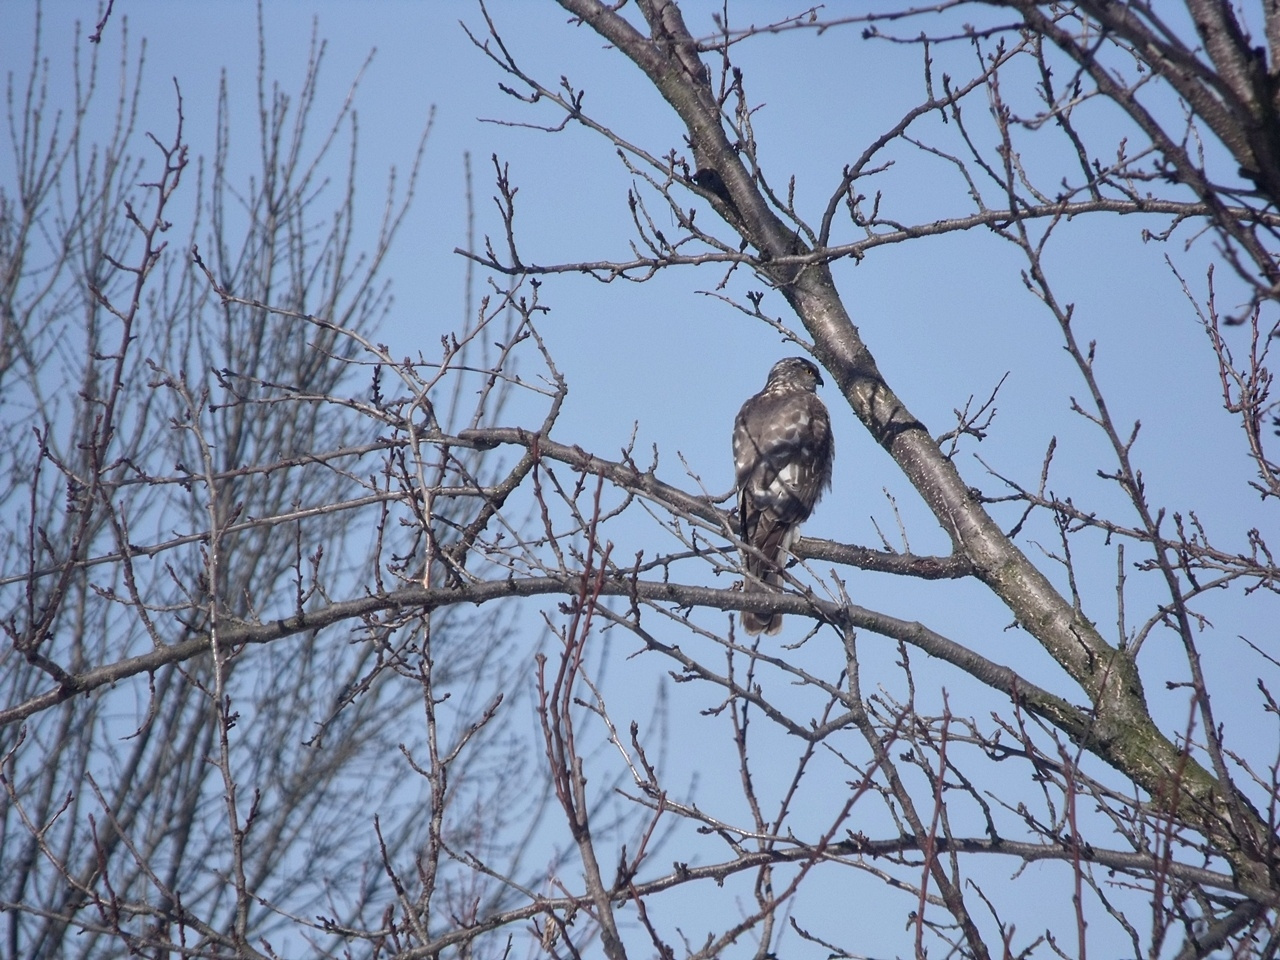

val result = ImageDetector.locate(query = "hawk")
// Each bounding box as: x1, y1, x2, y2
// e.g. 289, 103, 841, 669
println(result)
732, 357, 834, 635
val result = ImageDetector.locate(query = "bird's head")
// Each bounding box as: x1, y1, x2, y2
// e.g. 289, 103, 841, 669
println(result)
766, 356, 825, 392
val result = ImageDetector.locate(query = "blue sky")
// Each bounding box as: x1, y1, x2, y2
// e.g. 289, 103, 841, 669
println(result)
6, 2, 1279, 956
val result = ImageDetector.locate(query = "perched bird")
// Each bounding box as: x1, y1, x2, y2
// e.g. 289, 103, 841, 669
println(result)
732, 357, 834, 635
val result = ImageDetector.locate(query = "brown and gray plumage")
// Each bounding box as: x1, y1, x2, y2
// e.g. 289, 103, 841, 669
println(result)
732, 357, 834, 635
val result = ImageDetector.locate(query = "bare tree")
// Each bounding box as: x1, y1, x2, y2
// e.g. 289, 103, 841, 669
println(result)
1, 10, 550, 959
4, 2, 1280, 959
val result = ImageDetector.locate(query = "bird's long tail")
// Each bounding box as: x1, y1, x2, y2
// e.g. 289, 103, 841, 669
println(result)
740, 513, 790, 636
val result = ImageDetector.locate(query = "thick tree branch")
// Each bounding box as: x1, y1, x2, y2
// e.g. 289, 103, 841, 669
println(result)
554, 0, 1279, 892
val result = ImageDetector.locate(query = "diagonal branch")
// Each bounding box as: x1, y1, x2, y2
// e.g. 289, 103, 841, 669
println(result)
552, 0, 1278, 895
